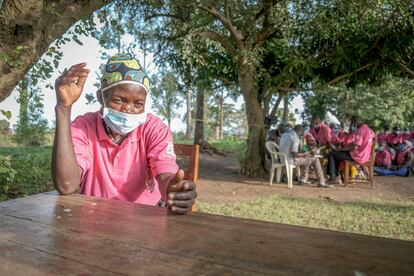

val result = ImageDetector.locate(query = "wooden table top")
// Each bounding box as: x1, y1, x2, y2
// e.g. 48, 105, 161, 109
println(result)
0, 192, 413, 275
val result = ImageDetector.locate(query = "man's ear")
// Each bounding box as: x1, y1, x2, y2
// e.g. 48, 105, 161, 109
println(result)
96, 90, 103, 105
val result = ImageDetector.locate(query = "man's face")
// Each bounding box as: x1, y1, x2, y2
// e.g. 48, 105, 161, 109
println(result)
102, 83, 147, 114
312, 119, 321, 129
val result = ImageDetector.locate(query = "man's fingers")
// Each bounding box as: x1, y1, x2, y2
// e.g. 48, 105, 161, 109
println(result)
70, 62, 87, 69
61, 76, 79, 84
76, 73, 89, 89
168, 190, 197, 200
182, 181, 196, 191
170, 206, 188, 215
168, 199, 193, 208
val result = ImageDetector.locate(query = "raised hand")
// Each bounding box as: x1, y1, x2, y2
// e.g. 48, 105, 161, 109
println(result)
166, 169, 197, 214
55, 63, 90, 108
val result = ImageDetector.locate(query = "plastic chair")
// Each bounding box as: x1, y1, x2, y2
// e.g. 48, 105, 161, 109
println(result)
265, 141, 300, 189
174, 144, 199, 211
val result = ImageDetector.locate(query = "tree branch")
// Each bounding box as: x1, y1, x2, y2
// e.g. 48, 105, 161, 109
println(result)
270, 93, 285, 117
202, 30, 238, 57
198, 5, 244, 50
395, 58, 414, 78
251, 0, 278, 49
277, 63, 375, 93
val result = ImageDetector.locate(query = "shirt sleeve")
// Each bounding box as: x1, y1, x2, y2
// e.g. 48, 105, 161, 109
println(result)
323, 126, 332, 144
291, 135, 299, 153
70, 116, 92, 182
353, 128, 363, 147
146, 121, 179, 178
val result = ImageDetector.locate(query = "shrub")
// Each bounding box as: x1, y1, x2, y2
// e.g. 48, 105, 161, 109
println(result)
0, 147, 53, 201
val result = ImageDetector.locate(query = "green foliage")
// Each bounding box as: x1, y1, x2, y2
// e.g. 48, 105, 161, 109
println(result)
0, 155, 17, 201
0, 110, 11, 120
209, 137, 247, 154
151, 72, 182, 126
0, 119, 10, 134
303, 77, 414, 130
0, 147, 53, 201
13, 78, 49, 146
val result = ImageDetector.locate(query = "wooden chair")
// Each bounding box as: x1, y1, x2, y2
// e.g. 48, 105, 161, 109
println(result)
174, 144, 200, 211
344, 136, 376, 188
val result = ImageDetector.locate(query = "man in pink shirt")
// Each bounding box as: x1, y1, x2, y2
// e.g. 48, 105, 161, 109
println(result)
329, 123, 345, 145
375, 141, 394, 169
309, 116, 332, 146
52, 54, 197, 214
387, 127, 403, 148
327, 116, 374, 185
377, 126, 389, 144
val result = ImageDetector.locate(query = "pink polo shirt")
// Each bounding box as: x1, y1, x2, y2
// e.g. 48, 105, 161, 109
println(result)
350, 124, 374, 164
70, 111, 178, 206
309, 123, 332, 146
377, 132, 388, 143
375, 149, 393, 167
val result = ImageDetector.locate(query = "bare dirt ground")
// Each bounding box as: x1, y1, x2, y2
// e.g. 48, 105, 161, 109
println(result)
197, 153, 414, 204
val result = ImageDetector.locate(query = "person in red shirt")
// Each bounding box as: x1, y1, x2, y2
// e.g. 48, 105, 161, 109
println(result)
377, 126, 389, 144
375, 141, 394, 169
402, 128, 411, 142
387, 127, 403, 148
309, 116, 332, 146
396, 141, 414, 167
329, 123, 345, 145
327, 116, 374, 185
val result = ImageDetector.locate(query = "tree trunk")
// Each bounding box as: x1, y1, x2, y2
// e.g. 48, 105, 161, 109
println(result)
185, 86, 193, 139
237, 55, 266, 177
0, 0, 112, 102
17, 79, 29, 130
215, 91, 223, 140
282, 95, 289, 123
193, 87, 204, 145
270, 93, 285, 117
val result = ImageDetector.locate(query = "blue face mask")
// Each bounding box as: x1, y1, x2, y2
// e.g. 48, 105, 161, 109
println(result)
377, 146, 384, 152
101, 93, 147, 135
399, 144, 406, 151
333, 127, 339, 133
351, 125, 357, 132
285, 127, 293, 133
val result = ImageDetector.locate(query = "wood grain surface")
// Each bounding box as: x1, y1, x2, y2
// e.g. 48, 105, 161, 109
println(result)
0, 192, 413, 275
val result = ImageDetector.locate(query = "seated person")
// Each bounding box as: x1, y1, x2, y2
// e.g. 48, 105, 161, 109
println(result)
387, 127, 403, 149
329, 123, 345, 146
402, 128, 412, 142
51, 54, 197, 214
396, 141, 414, 168
327, 116, 375, 185
279, 125, 331, 188
309, 116, 332, 146
375, 141, 394, 169
377, 126, 389, 143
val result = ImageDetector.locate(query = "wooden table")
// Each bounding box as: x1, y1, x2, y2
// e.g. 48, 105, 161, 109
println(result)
0, 193, 413, 275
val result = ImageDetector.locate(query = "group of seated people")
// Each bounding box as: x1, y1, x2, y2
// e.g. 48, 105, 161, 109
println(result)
267, 115, 380, 187
375, 127, 414, 171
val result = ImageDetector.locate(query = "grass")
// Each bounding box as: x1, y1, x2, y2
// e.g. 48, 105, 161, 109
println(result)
198, 195, 414, 241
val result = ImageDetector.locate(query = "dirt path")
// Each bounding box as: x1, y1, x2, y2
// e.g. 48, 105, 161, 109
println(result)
197, 153, 414, 204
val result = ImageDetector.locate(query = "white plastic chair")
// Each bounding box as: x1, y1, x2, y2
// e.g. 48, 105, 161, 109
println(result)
265, 141, 300, 189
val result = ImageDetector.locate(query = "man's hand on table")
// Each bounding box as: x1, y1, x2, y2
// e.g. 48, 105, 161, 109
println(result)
166, 169, 197, 214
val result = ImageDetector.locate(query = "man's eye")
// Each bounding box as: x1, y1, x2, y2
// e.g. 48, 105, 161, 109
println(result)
135, 103, 143, 108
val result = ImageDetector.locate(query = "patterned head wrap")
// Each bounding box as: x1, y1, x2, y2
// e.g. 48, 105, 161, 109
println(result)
100, 53, 150, 93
